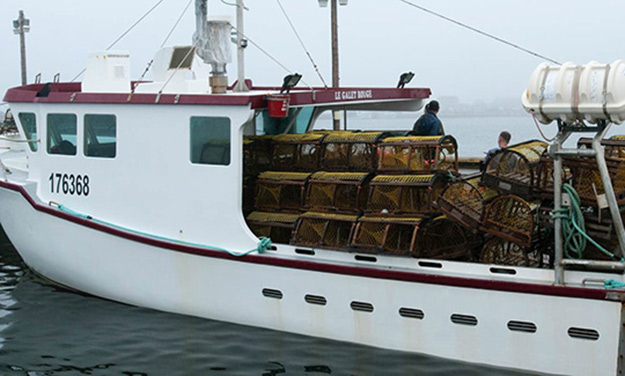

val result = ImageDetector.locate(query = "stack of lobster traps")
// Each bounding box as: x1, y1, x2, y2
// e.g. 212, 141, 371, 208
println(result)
244, 129, 475, 260
437, 140, 551, 267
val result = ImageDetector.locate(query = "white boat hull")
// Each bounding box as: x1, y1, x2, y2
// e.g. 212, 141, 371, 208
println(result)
0, 184, 623, 376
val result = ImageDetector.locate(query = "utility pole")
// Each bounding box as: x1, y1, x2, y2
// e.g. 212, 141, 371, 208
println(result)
330, 0, 340, 129
319, 0, 348, 130
13, 10, 30, 86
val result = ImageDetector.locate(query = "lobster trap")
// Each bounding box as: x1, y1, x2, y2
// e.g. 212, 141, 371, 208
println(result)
377, 135, 458, 173
367, 174, 448, 215
565, 155, 625, 207
437, 177, 499, 231
578, 135, 625, 160
351, 215, 472, 259
479, 237, 542, 267
320, 131, 387, 171
243, 135, 274, 176
482, 194, 540, 248
291, 212, 358, 249
482, 140, 548, 198
351, 215, 424, 256
306, 171, 372, 213
246, 211, 300, 244
271, 133, 326, 171
254, 171, 311, 212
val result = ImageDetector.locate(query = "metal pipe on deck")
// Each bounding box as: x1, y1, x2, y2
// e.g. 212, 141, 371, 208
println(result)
592, 123, 625, 257
551, 130, 571, 285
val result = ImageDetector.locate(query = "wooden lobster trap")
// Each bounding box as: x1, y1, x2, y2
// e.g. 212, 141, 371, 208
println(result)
578, 135, 625, 160
243, 135, 274, 176
271, 133, 326, 171
479, 237, 543, 268
350, 215, 472, 259
246, 211, 300, 244
367, 174, 448, 215
306, 171, 372, 213
254, 171, 311, 212
291, 212, 358, 249
351, 215, 424, 256
482, 140, 548, 198
437, 177, 499, 231
377, 135, 458, 173
481, 194, 540, 248
320, 131, 387, 171
564, 155, 625, 207
534, 150, 573, 199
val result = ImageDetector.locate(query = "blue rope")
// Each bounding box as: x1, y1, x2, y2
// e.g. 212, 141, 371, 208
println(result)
55, 204, 272, 257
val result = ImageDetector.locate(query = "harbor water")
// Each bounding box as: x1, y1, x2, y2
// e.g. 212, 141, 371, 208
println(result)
0, 115, 589, 375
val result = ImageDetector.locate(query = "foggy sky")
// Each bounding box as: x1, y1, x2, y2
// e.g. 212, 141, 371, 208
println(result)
0, 0, 623, 105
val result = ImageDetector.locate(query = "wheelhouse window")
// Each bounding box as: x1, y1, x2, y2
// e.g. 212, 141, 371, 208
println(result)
47, 114, 77, 156
190, 117, 230, 165
84, 114, 116, 158
18, 112, 37, 152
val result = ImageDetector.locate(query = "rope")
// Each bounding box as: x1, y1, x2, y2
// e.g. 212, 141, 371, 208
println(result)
53, 203, 272, 257
71, 0, 166, 82
161, 0, 194, 48
530, 111, 556, 142
398, 0, 561, 65
605, 279, 625, 289
229, 24, 312, 88
551, 184, 616, 259
274, 0, 329, 88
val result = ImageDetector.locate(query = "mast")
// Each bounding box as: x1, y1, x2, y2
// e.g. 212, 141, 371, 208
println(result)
233, 0, 248, 92
13, 10, 30, 86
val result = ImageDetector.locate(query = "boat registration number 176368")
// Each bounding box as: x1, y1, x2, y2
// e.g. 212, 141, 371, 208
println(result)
48, 173, 90, 196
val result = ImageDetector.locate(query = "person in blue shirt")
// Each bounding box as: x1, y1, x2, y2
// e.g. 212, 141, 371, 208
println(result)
412, 100, 443, 136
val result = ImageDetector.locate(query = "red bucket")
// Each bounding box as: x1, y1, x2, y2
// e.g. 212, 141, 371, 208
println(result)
266, 94, 290, 118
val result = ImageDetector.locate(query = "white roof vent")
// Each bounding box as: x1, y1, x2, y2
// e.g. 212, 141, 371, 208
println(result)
82, 51, 131, 93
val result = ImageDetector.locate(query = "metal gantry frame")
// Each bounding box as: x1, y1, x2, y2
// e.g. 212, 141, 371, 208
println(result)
551, 120, 625, 284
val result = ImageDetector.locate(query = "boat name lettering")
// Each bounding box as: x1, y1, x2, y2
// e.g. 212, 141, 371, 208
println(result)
48, 173, 90, 196
334, 90, 373, 101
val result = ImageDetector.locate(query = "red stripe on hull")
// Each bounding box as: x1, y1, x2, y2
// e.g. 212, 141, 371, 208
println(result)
0, 180, 619, 302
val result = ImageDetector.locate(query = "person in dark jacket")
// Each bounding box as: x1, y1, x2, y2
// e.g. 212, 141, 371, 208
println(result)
482, 131, 511, 171
412, 100, 443, 136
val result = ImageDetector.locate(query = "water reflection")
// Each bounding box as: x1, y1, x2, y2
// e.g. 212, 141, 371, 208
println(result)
0, 230, 534, 376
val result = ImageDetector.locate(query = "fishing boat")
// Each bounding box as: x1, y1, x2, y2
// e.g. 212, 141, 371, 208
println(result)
2, 1, 625, 375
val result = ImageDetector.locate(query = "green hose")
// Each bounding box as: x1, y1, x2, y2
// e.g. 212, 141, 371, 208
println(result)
551, 183, 615, 260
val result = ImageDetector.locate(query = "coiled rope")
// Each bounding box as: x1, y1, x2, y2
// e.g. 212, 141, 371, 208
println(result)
53, 203, 272, 257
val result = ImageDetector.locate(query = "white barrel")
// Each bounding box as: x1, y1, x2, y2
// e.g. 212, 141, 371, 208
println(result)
522, 60, 625, 125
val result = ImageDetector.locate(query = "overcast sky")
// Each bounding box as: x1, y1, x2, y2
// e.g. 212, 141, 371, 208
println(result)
0, 0, 623, 105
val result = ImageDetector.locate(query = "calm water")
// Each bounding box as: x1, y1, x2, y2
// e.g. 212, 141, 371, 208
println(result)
0, 116, 560, 375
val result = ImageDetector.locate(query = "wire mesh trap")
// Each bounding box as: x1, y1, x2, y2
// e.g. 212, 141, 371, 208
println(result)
482, 140, 548, 198
246, 211, 300, 244
320, 131, 387, 171
306, 171, 372, 213
437, 177, 499, 231
271, 133, 326, 171
482, 194, 540, 248
413, 216, 475, 260
291, 212, 359, 249
367, 174, 448, 215
254, 171, 311, 212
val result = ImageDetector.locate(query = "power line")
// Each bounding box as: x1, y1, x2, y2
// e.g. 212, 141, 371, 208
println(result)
275, 0, 329, 88
398, 0, 562, 65
71, 0, 166, 82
